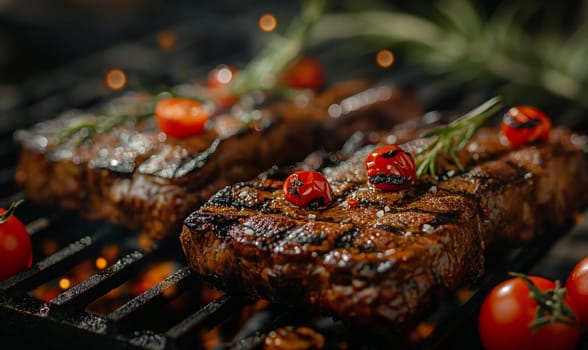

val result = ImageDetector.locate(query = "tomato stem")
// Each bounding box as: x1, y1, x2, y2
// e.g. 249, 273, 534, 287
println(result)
509, 272, 577, 331
0, 199, 24, 224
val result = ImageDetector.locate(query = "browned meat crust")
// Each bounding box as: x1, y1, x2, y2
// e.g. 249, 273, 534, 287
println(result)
14, 80, 420, 239
180, 126, 588, 334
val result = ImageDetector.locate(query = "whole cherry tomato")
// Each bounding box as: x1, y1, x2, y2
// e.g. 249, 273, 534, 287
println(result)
565, 256, 588, 330
207, 65, 239, 108
207, 64, 238, 89
155, 97, 211, 138
501, 105, 551, 147
0, 200, 33, 282
285, 57, 326, 90
283, 171, 333, 209
478, 274, 580, 350
365, 145, 416, 191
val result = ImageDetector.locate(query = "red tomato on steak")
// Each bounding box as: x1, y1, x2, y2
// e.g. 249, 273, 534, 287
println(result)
207, 64, 238, 89
207, 65, 239, 108
283, 171, 333, 209
285, 57, 325, 90
155, 98, 211, 138
501, 105, 551, 147
365, 145, 416, 191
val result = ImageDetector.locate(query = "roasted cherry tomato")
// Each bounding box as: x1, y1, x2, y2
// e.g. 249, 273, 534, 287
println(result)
478, 274, 580, 350
365, 145, 416, 191
283, 171, 333, 209
207, 64, 238, 89
155, 97, 211, 138
207, 65, 238, 108
501, 105, 551, 147
285, 56, 326, 90
565, 256, 588, 330
0, 200, 33, 282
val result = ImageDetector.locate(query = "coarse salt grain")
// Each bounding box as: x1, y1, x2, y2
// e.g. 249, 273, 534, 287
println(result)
422, 224, 434, 233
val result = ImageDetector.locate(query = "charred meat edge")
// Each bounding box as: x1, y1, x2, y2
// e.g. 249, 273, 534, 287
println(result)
14, 81, 421, 239
180, 127, 588, 334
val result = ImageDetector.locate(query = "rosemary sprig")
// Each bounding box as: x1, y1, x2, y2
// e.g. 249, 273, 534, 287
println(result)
313, 0, 588, 111
56, 111, 153, 146
229, 0, 328, 96
55, 1, 327, 145
414, 96, 503, 178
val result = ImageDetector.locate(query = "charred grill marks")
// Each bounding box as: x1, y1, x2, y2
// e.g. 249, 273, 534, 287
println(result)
14, 82, 421, 239
333, 228, 360, 249
181, 126, 588, 335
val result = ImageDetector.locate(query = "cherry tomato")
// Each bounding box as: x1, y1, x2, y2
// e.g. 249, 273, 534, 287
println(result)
285, 57, 326, 90
501, 105, 551, 147
0, 201, 33, 282
207, 65, 239, 108
207, 64, 238, 89
365, 145, 416, 191
155, 97, 211, 138
478, 275, 580, 350
565, 256, 588, 329
283, 171, 333, 209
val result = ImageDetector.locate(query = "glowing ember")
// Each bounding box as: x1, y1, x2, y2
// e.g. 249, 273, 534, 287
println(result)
259, 14, 277, 32
157, 31, 177, 52
131, 261, 176, 295
574, 212, 585, 224
41, 239, 59, 256
138, 233, 156, 251
58, 278, 71, 290
376, 49, 395, 68
161, 285, 177, 298
408, 321, 436, 344
101, 244, 120, 261
95, 257, 108, 270
105, 69, 127, 90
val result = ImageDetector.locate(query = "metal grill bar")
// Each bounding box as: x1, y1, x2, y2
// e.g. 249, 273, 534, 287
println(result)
1, 235, 98, 295
50, 250, 147, 316
165, 295, 243, 350
107, 266, 195, 334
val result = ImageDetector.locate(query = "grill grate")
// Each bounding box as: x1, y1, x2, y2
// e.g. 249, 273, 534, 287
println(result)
1, 12, 587, 350
0, 216, 246, 350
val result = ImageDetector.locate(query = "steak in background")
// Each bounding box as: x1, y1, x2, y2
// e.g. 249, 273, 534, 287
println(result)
13, 80, 421, 239
180, 125, 588, 336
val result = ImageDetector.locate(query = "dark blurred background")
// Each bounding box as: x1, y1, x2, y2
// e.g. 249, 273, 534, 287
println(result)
0, 0, 237, 83
2, 2, 588, 348
1, 0, 587, 128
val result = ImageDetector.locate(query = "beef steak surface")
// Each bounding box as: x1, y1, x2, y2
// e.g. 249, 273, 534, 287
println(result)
181, 126, 588, 334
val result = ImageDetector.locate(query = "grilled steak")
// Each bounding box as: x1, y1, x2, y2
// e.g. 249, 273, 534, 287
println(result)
180, 126, 588, 335
14, 80, 420, 239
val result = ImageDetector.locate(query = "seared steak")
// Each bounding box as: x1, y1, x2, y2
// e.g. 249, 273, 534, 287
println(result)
14, 80, 420, 239
180, 126, 588, 334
